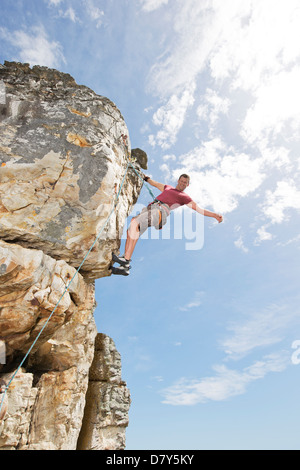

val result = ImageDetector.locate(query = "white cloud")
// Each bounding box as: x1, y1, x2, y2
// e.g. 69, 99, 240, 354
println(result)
46, 0, 104, 27
276, 233, 300, 247
162, 154, 176, 162
161, 298, 298, 405
197, 88, 231, 130
47, 0, 64, 5
161, 353, 288, 405
255, 143, 291, 170
171, 141, 265, 214
62, 7, 79, 23
149, 83, 195, 149
222, 304, 293, 360
255, 226, 273, 245
179, 291, 204, 312
241, 67, 300, 145
177, 137, 224, 172
85, 0, 105, 28
147, 0, 283, 97
234, 236, 249, 253
209, 0, 300, 91
262, 180, 300, 224
159, 163, 172, 180
140, 0, 169, 12
147, 1, 220, 97
46, 0, 81, 23
152, 376, 164, 382
146, 0, 300, 124
0, 25, 66, 68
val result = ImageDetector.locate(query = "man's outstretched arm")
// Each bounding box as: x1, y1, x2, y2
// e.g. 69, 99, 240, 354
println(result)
187, 201, 223, 223
143, 175, 165, 192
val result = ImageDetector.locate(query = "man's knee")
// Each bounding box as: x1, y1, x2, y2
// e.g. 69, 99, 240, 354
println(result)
128, 218, 140, 238
129, 217, 139, 230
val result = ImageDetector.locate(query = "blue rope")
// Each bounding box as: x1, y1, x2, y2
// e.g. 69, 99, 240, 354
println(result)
128, 161, 157, 202
0, 161, 130, 417
121, 134, 157, 202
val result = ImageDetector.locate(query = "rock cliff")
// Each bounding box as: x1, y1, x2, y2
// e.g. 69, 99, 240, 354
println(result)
0, 62, 146, 450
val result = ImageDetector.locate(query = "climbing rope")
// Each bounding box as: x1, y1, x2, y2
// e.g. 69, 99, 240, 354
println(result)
0, 157, 132, 417
121, 133, 158, 202
128, 161, 157, 201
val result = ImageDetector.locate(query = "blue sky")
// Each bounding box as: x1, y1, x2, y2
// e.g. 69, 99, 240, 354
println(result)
1, 0, 300, 450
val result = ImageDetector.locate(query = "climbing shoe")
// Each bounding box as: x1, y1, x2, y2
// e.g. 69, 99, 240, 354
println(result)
110, 265, 130, 276
112, 253, 131, 269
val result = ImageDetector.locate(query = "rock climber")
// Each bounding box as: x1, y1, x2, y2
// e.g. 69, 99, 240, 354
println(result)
110, 173, 223, 276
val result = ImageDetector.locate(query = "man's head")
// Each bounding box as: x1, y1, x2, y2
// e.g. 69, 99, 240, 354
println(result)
176, 174, 190, 191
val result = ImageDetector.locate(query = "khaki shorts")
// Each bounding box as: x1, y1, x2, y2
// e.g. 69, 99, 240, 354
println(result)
134, 203, 169, 235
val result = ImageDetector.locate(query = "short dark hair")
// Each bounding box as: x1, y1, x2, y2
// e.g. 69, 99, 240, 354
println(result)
179, 173, 190, 181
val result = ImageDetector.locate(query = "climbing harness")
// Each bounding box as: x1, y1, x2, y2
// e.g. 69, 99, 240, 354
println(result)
127, 162, 168, 230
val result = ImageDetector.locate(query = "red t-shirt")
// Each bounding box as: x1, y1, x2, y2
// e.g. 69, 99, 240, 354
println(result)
156, 185, 192, 210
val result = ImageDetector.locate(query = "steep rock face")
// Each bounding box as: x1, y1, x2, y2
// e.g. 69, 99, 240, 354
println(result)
0, 283, 96, 450
0, 62, 146, 450
0, 61, 144, 280
77, 334, 131, 450
0, 239, 93, 365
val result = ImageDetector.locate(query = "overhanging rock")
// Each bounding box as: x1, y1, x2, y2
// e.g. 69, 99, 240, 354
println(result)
0, 61, 146, 281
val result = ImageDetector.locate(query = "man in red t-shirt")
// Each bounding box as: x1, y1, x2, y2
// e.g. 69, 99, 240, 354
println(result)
111, 174, 223, 276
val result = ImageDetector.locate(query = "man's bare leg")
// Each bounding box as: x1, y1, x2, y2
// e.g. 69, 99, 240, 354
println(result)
124, 218, 140, 260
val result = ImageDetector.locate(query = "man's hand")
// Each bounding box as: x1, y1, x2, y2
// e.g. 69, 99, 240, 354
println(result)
142, 175, 165, 192
187, 201, 223, 223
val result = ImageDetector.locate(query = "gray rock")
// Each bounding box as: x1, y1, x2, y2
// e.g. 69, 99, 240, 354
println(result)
0, 61, 146, 281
